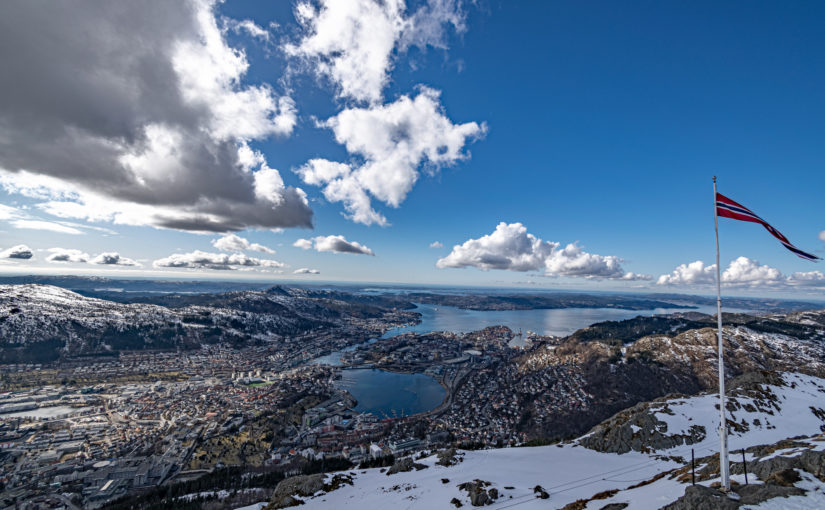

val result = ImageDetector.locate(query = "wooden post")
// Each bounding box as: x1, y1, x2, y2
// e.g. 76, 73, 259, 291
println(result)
691, 448, 695, 486
742, 449, 748, 485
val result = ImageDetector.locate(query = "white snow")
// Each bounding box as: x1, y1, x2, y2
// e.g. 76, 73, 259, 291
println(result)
301, 445, 678, 510
233, 504, 267, 510
648, 372, 825, 455
295, 372, 825, 509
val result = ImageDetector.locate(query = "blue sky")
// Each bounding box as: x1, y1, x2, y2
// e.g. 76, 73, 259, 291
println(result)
0, 0, 823, 297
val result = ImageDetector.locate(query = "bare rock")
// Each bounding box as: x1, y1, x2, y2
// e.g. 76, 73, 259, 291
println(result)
661, 485, 740, 510
386, 457, 428, 475
437, 448, 461, 467
765, 468, 802, 487
737, 482, 805, 504
268, 473, 325, 509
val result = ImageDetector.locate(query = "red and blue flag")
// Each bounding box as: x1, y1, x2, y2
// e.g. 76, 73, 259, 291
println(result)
716, 193, 819, 261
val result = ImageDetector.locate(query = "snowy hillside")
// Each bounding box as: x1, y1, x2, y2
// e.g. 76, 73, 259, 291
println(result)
0, 284, 409, 362
259, 372, 825, 510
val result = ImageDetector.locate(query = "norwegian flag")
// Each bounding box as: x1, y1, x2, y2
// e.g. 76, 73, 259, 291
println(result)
716, 193, 820, 261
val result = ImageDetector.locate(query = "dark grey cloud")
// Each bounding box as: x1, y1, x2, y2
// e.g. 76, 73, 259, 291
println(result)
91, 252, 138, 266
46, 248, 89, 263
0, 245, 33, 259
0, 0, 311, 233
293, 234, 375, 255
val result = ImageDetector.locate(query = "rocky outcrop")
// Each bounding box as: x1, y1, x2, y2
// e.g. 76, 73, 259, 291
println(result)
266, 474, 326, 509
663, 482, 805, 510
661, 485, 745, 510
437, 448, 462, 467
265, 473, 356, 509
578, 397, 705, 454
457, 480, 498, 506
387, 457, 427, 475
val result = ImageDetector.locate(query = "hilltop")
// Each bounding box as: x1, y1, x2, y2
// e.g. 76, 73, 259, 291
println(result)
258, 371, 825, 509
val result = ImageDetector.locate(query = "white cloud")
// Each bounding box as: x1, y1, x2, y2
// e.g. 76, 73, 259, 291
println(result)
296, 87, 485, 225
429, 241, 443, 249
92, 252, 139, 266
658, 256, 825, 289
819, 230, 825, 243
152, 250, 285, 270
619, 272, 653, 281
722, 256, 784, 286
0, 1, 311, 233
284, 0, 467, 103
211, 233, 275, 253
295, 159, 351, 187
0, 201, 116, 235
0, 245, 33, 259
46, 248, 90, 263
656, 260, 717, 286
790, 270, 825, 286
294, 267, 320, 274
436, 222, 645, 280
293, 238, 314, 250
0, 204, 21, 220
293, 235, 374, 255
10, 219, 83, 235
228, 18, 271, 42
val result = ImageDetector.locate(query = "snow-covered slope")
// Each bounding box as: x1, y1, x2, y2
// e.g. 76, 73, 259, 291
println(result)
270, 372, 825, 510
0, 284, 401, 361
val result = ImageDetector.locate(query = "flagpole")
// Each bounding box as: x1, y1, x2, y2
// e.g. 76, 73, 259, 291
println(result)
713, 176, 730, 491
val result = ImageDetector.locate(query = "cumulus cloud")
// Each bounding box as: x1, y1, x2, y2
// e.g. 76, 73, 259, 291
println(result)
293, 238, 314, 250
722, 256, 784, 286
819, 230, 825, 243
92, 252, 139, 266
153, 250, 285, 270
657, 256, 825, 289
436, 222, 646, 280
296, 87, 485, 225
211, 233, 275, 253
790, 270, 825, 286
656, 260, 717, 286
285, 0, 467, 103
293, 235, 375, 255
0, 245, 33, 259
0, 0, 311, 233
46, 248, 90, 263
294, 268, 320, 274
429, 241, 443, 249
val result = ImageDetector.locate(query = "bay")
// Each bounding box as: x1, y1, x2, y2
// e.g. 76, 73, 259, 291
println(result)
382, 303, 744, 339
335, 368, 445, 419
